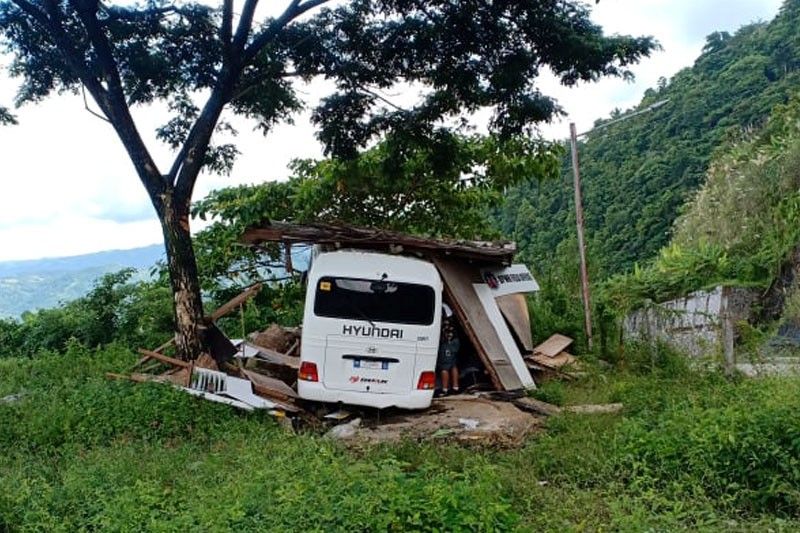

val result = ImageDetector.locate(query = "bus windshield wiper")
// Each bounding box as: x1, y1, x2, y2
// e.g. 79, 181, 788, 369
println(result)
344, 293, 377, 329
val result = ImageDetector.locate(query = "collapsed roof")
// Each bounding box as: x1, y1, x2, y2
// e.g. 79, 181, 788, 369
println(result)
241, 221, 535, 392
240, 221, 516, 266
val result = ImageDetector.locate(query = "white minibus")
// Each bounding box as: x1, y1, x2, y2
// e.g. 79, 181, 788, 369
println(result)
297, 250, 442, 409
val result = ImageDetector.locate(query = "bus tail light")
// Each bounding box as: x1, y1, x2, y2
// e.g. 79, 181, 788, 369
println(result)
417, 371, 436, 390
299, 361, 319, 382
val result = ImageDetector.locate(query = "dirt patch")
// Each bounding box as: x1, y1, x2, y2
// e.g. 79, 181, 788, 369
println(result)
339, 396, 543, 447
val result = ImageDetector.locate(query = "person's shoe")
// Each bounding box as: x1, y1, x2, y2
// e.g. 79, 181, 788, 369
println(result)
448, 388, 460, 396
433, 389, 446, 398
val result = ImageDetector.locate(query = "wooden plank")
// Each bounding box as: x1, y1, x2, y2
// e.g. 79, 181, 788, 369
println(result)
513, 396, 562, 417
473, 284, 535, 389
533, 334, 574, 358
137, 348, 191, 369
209, 283, 263, 321
107, 372, 170, 384
249, 343, 301, 370
242, 369, 298, 400
434, 258, 523, 391
529, 351, 576, 369
496, 293, 533, 352
564, 403, 623, 415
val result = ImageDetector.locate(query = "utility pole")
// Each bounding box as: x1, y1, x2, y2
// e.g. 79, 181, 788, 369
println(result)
567, 99, 669, 353
569, 122, 593, 352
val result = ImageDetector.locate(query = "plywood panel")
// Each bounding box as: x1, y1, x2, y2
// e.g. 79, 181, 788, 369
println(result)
496, 293, 533, 352
533, 334, 574, 358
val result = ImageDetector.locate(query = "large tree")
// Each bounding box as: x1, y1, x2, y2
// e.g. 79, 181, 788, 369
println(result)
0, 0, 656, 359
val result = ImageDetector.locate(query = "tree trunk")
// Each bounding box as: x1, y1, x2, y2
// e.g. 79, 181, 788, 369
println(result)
158, 193, 206, 360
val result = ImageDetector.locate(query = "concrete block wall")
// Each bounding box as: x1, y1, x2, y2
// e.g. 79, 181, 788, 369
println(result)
623, 286, 758, 363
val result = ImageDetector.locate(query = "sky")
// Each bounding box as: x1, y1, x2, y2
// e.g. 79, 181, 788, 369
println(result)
0, 0, 785, 262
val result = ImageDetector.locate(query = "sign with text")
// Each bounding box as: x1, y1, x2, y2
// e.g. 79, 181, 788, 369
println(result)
480, 264, 539, 296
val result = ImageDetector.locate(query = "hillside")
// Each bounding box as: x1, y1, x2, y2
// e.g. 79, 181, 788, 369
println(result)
498, 0, 800, 278
0, 245, 163, 317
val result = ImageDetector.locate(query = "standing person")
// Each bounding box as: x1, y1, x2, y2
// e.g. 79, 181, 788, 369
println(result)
436, 307, 460, 397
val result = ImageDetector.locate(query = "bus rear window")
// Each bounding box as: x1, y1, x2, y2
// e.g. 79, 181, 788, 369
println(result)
314, 277, 435, 326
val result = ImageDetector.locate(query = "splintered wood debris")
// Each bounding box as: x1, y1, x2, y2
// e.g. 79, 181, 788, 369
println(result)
526, 334, 578, 372
534, 334, 574, 358
105, 238, 589, 441
240, 221, 517, 265
109, 284, 305, 416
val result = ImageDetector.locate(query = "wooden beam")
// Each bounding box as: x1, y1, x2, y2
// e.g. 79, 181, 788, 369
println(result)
240, 222, 516, 265
136, 284, 263, 367
137, 348, 191, 369
208, 283, 263, 321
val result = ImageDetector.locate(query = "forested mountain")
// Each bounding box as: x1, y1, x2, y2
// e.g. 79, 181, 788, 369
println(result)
498, 0, 800, 278
0, 245, 163, 317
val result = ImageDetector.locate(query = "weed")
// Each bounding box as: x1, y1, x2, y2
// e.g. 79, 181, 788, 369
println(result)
2, 343, 800, 530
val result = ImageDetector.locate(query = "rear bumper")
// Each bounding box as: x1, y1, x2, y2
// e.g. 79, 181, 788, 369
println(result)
298, 381, 433, 410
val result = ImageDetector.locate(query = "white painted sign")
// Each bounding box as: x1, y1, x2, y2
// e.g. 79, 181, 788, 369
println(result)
479, 264, 539, 296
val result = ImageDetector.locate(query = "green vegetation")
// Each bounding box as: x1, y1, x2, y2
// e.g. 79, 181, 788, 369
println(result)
3, 3, 800, 530
499, 0, 800, 279
0, 266, 308, 359
603, 94, 800, 312
192, 134, 563, 296
1, 343, 799, 531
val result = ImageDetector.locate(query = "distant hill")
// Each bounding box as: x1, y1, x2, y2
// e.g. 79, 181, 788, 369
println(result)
498, 0, 800, 277
0, 244, 164, 318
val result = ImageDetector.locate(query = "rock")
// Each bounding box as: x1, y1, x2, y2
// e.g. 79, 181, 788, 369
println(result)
325, 417, 362, 440
0, 392, 23, 404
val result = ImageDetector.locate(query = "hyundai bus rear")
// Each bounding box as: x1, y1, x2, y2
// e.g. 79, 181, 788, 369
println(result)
298, 250, 442, 409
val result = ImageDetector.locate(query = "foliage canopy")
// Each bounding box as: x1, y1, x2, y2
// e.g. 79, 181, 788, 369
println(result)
0, 0, 657, 358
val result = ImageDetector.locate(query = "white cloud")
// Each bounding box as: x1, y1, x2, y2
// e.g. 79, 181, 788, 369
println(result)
0, 0, 786, 260
0, 215, 163, 261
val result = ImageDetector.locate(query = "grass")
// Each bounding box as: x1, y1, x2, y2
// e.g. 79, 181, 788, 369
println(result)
1, 342, 800, 531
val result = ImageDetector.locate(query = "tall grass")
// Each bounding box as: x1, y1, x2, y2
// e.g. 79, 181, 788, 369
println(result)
1, 343, 799, 531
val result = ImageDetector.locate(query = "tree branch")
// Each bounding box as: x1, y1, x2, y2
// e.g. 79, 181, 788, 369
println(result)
69, 0, 166, 199
170, 0, 329, 209
170, 0, 327, 206
243, 0, 328, 63
220, 0, 233, 60
12, 0, 113, 115
170, 89, 229, 203
81, 83, 111, 122
360, 86, 407, 112
99, 4, 188, 21
231, 0, 261, 57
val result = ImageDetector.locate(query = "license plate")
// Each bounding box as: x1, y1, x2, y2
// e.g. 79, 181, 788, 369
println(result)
353, 360, 389, 370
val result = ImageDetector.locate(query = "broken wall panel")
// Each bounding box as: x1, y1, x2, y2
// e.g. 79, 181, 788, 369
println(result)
434, 258, 525, 391
473, 284, 536, 390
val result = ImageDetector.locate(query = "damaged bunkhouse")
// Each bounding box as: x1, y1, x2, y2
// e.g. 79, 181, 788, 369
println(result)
113, 222, 580, 439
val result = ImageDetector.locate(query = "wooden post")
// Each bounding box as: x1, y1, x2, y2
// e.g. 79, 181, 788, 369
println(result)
570, 122, 593, 352
284, 242, 294, 274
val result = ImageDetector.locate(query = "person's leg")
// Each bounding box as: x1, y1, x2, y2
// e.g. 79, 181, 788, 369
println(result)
440, 369, 450, 392
450, 366, 459, 393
